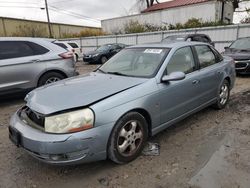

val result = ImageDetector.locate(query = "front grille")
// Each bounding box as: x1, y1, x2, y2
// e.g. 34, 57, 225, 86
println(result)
20, 106, 45, 129
235, 62, 248, 69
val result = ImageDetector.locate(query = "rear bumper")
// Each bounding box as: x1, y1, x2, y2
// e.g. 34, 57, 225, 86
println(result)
9, 110, 114, 165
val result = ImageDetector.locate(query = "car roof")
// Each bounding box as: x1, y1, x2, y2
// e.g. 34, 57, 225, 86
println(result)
127, 41, 210, 49
165, 34, 209, 38
0, 37, 56, 42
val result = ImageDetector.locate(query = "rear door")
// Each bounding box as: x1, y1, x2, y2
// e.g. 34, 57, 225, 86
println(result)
0, 41, 48, 93
158, 46, 201, 124
192, 45, 224, 105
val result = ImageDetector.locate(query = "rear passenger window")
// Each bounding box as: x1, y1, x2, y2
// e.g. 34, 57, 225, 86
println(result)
54, 42, 68, 49
167, 47, 195, 74
68, 43, 79, 48
195, 45, 216, 68
26, 42, 49, 55
0, 41, 48, 60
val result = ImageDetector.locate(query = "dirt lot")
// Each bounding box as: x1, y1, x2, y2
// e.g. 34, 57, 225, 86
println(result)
0, 62, 249, 188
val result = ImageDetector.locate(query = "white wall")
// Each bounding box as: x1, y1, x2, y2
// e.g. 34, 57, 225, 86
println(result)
75, 24, 250, 53
102, 1, 222, 34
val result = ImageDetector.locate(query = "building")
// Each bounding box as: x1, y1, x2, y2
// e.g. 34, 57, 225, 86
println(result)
0, 16, 101, 38
102, 0, 234, 34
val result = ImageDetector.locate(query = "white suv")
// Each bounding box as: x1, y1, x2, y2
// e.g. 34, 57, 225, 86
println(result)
54, 41, 82, 62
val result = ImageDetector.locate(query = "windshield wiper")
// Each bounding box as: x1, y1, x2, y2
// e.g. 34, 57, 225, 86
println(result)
107, 71, 128, 76
95, 67, 107, 74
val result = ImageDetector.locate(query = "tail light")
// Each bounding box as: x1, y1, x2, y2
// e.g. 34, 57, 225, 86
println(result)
59, 52, 74, 59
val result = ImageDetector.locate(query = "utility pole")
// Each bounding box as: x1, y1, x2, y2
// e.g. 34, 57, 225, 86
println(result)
45, 0, 53, 38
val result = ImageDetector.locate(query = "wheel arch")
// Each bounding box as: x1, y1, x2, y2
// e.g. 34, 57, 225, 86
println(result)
106, 108, 152, 161
37, 70, 68, 86
224, 76, 231, 87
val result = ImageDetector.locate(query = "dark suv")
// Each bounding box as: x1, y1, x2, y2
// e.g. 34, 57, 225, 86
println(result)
83, 43, 126, 64
223, 37, 250, 75
162, 34, 214, 46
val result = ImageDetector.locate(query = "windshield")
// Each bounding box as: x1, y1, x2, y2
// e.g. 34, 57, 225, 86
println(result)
96, 45, 111, 52
162, 36, 186, 43
99, 48, 170, 78
230, 38, 250, 50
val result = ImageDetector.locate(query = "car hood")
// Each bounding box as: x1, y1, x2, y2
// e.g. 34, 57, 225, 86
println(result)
25, 73, 147, 115
224, 50, 250, 61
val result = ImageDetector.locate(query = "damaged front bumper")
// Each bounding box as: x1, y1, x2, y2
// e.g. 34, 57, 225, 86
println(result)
9, 110, 113, 165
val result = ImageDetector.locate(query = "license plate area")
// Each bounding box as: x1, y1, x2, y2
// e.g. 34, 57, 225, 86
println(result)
9, 127, 22, 147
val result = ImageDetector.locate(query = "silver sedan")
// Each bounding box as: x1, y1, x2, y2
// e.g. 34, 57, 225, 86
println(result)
9, 42, 236, 165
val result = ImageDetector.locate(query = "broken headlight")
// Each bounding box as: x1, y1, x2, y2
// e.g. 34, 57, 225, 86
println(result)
45, 108, 94, 134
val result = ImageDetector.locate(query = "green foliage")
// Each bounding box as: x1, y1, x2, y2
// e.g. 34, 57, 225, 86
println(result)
241, 17, 250, 23
12, 24, 48, 37
168, 18, 229, 30
61, 28, 106, 38
124, 20, 147, 34
124, 20, 167, 34
122, 18, 231, 34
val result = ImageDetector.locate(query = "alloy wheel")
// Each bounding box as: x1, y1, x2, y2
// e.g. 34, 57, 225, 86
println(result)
117, 120, 143, 157
45, 77, 61, 85
219, 83, 229, 105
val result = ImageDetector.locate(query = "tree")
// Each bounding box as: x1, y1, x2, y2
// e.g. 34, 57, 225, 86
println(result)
219, 0, 250, 11
137, 0, 160, 9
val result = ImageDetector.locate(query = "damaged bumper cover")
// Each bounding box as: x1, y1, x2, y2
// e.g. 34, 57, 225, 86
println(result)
9, 110, 113, 165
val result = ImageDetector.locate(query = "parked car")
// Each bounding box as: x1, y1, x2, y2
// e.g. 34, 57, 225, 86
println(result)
9, 42, 235, 165
53, 41, 81, 62
223, 37, 250, 75
162, 34, 214, 46
67, 41, 82, 60
0, 37, 78, 96
83, 43, 126, 64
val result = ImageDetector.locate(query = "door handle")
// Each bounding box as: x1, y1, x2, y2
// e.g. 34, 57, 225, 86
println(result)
31, 59, 40, 63
192, 80, 200, 84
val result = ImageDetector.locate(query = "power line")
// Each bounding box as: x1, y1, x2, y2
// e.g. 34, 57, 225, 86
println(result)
0, 1, 38, 4
50, 0, 77, 4
49, 5, 100, 23
0, 5, 41, 8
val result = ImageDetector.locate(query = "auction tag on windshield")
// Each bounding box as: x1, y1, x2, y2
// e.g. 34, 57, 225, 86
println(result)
144, 49, 163, 54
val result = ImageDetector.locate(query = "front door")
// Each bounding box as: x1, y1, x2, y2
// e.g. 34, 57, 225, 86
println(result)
158, 46, 200, 124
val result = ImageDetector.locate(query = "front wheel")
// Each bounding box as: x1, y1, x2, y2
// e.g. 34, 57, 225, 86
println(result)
213, 79, 230, 109
100, 56, 108, 64
108, 112, 148, 164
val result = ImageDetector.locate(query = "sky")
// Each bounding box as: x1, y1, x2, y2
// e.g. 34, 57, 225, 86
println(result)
0, 0, 249, 28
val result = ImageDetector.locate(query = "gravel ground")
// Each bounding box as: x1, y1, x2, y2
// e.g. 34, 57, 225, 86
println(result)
0, 62, 249, 188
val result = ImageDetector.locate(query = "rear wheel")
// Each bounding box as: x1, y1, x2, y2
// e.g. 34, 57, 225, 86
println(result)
108, 112, 148, 164
75, 54, 79, 62
38, 72, 65, 87
100, 56, 108, 64
213, 79, 230, 109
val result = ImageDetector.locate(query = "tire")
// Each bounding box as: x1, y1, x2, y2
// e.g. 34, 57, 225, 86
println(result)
108, 112, 148, 164
38, 72, 65, 87
75, 54, 79, 62
100, 56, 108, 64
213, 79, 230, 109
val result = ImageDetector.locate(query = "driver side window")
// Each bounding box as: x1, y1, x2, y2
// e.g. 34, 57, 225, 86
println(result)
167, 47, 195, 74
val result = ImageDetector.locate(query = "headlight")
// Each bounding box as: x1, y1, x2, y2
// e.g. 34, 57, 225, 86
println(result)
45, 108, 94, 134
92, 53, 99, 57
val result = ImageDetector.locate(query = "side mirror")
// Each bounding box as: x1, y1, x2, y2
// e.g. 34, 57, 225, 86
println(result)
224, 46, 229, 50
162, 71, 186, 82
